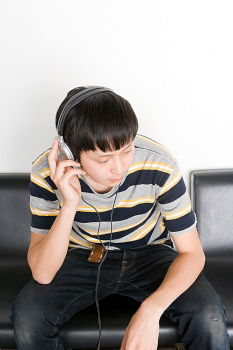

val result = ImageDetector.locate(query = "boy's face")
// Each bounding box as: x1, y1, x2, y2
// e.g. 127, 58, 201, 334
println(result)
79, 140, 135, 190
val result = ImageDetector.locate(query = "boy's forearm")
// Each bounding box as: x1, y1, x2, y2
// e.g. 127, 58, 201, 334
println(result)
27, 203, 77, 284
141, 252, 205, 316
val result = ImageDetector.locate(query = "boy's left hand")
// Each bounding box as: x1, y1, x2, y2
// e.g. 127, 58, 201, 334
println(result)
119, 304, 161, 350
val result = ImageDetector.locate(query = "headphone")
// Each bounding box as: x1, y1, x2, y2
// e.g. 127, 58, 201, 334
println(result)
56, 85, 113, 161
55, 85, 119, 350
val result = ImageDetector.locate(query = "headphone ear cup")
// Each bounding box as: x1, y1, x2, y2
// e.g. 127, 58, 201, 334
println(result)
60, 142, 74, 161
56, 136, 74, 161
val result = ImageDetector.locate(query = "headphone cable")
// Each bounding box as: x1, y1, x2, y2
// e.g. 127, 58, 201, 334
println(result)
81, 187, 119, 350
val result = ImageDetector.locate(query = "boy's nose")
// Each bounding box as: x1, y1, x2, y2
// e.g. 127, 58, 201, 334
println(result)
111, 158, 124, 176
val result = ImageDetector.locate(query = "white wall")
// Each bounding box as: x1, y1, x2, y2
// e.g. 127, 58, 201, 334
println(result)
1, 0, 233, 192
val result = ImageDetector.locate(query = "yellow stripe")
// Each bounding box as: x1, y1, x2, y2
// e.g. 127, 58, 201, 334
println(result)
71, 211, 161, 243
164, 203, 192, 220
128, 161, 173, 175
30, 205, 59, 216
69, 233, 93, 247
116, 196, 155, 207
156, 172, 182, 198
68, 243, 90, 248
32, 150, 50, 166
31, 173, 54, 194
74, 232, 104, 244
69, 216, 170, 246
39, 167, 51, 178
130, 215, 159, 241
71, 196, 155, 213
159, 218, 165, 233
71, 204, 157, 236
151, 238, 170, 245
69, 235, 169, 246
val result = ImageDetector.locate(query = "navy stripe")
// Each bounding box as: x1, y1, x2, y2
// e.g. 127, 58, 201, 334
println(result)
100, 225, 174, 250
76, 203, 158, 240
69, 237, 174, 250
119, 170, 170, 192
30, 181, 57, 201
103, 226, 155, 249
155, 225, 169, 240
164, 210, 196, 232
31, 214, 57, 230
151, 238, 174, 249
74, 202, 155, 223
164, 239, 174, 249
158, 177, 186, 204
44, 176, 58, 191
79, 170, 170, 195
80, 179, 95, 193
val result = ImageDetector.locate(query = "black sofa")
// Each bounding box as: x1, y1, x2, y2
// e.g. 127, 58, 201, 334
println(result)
0, 170, 232, 349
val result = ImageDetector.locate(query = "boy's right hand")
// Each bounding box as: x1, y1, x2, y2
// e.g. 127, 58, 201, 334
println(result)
48, 138, 86, 210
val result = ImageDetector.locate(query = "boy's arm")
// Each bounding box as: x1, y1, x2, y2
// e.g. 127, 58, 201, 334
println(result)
28, 202, 77, 284
141, 154, 205, 314
120, 155, 204, 349
140, 226, 205, 315
119, 227, 205, 350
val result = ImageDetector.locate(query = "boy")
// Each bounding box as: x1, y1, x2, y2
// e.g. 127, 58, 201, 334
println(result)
10, 86, 230, 349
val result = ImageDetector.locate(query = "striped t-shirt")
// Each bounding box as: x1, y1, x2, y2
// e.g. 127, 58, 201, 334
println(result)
30, 134, 197, 251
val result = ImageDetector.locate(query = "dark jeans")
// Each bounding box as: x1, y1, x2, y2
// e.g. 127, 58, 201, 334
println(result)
10, 244, 230, 349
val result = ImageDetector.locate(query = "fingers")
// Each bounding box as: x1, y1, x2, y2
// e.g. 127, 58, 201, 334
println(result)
57, 167, 84, 188
48, 138, 86, 185
48, 138, 59, 179
55, 160, 85, 179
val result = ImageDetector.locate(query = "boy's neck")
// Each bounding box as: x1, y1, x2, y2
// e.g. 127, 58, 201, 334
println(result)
82, 175, 113, 194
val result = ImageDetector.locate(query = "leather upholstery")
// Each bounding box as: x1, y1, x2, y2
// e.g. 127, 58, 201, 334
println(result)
190, 169, 233, 346
0, 171, 232, 348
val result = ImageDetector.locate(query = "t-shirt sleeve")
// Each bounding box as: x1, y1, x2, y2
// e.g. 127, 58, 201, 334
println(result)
156, 158, 197, 235
29, 164, 60, 234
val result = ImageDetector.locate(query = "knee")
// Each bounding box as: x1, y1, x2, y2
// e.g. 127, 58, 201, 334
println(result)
191, 301, 228, 337
10, 294, 43, 344
10, 287, 57, 347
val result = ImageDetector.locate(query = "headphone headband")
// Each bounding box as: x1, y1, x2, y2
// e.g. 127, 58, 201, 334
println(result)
57, 85, 113, 135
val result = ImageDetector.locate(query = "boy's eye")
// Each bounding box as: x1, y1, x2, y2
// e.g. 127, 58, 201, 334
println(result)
97, 158, 109, 164
98, 148, 132, 164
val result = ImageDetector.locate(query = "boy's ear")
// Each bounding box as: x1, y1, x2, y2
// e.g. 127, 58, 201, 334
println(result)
75, 159, 84, 170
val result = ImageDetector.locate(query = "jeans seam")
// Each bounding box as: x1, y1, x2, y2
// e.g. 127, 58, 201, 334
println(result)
40, 280, 118, 350
53, 281, 119, 350
124, 250, 136, 270
124, 281, 150, 297
117, 250, 127, 281
54, 281, 118, 327
112, 251, 128, 293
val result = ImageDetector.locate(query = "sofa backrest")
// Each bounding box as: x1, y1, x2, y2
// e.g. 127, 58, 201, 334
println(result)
190, 169, 233, 259
0, 173, 31, 267
1, 171, 232, 267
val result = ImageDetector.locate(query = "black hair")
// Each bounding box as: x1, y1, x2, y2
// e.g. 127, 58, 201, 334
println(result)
55, 86, 138, 162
